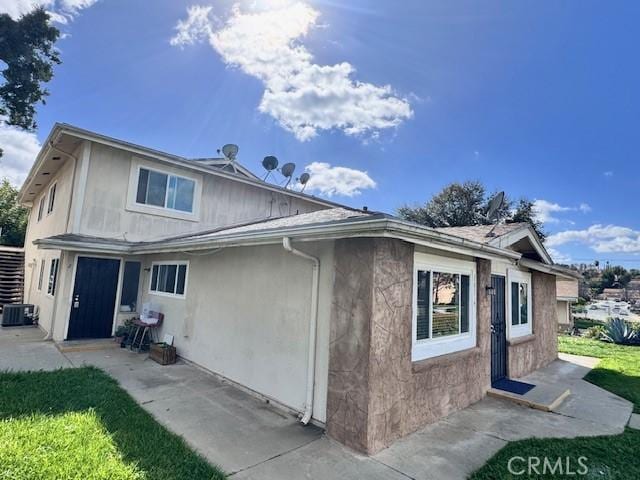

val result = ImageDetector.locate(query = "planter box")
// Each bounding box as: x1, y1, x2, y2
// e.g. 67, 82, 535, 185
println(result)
149, 343, 176, 365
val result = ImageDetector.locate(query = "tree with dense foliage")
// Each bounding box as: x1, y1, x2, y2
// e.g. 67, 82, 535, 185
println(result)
0, 8, 60, 157
397, 181, 547, 241
0, 178, 28, 246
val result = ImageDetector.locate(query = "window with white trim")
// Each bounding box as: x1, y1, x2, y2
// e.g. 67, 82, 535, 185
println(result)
47, 258, 59, 296
47, 183, 56, 215
38, 259, 45, 291
37, 195, 46, 222
136, 168, 195, 213
149, 261, 188, 297
508, 270, 532, 338
412, 253, 476, 361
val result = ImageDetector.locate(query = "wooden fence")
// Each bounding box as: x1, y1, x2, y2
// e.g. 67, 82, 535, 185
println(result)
0, 246, 24, 313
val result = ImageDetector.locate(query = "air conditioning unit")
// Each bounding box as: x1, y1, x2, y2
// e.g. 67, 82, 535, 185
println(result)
1, 304, 35, 327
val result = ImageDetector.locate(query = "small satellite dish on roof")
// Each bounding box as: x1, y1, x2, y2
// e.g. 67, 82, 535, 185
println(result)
485, 191, 505, 237
262, 155, 278, 181
222, 144, 239, 160
299, 172, 310, 192
281, 162, 296, 188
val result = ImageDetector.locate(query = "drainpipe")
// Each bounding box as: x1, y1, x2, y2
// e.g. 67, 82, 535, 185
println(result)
282, 237, 319, 425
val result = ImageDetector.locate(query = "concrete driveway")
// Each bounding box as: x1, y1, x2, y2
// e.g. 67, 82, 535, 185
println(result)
0, 325, 634, 480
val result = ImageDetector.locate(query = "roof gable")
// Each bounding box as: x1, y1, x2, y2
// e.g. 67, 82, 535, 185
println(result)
435, 223, 553, 265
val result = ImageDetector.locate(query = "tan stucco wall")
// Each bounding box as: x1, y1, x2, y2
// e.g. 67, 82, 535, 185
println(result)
557, 300, 571, 326
507, 271, 558, 378
79, 143, 326, 241
327, 238, 492, 454
134, 241, 334, 423
23, 153, 78, 334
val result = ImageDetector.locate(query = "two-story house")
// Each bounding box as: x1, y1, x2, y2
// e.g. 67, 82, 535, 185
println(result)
20, 123, 579, 454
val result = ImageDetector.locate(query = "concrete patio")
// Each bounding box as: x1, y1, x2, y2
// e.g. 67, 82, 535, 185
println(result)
0, 325, 634, 480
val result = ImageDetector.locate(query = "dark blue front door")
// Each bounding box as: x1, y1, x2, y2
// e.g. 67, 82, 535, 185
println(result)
67, 257, 120, 340
490, 275, 507, 384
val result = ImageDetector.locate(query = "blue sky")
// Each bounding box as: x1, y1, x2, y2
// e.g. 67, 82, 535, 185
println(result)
1, 0, 640, 266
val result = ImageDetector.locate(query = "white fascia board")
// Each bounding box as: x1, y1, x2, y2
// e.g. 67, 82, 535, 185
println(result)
33, 218, 525, 262
518, 258, 581, 280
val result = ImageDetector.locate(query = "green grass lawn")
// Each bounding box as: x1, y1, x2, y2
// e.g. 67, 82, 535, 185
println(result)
471, 336, 640, 479
0, 367, 225, 480
559, 336, 640, 413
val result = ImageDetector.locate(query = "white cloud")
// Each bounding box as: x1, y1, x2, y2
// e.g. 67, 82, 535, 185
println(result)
0, 0, 97, 22
547, 247, 572, 265
547, 224, 640, 254
532, 199, 592, 224
299, 161, 376, 197
603, 171, 613, 177
171, 2, 413, 141
0, 123, 41, 186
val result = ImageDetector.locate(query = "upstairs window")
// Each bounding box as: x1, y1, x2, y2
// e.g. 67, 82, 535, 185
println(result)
136, 168, 195, 213
47, 183, 56, 215
150, 261, 188, 298
508, 270, 532, 338
37, 195, 46, 222
412, 254, 476, 361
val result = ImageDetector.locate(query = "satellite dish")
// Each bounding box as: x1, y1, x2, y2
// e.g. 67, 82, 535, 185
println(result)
486, 191, 505, 221
281, 162, 296, 188
299, 172, 310, 192
485, 191, 505, 237
222, 144, 239, 160
262, 156, 278, 171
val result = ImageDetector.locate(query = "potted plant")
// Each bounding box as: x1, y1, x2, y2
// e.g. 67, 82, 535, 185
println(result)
114, 318, 136, 347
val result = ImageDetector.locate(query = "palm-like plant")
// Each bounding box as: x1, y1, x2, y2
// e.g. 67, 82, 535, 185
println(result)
601, 318, 640, 345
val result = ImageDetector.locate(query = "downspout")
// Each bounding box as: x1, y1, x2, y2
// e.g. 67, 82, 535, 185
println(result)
282, 237, 319, 425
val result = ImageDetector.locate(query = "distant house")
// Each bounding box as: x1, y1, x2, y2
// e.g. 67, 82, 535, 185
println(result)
18, 123, 580, 454
602, 288, 625, 301
556, 279, 579, 327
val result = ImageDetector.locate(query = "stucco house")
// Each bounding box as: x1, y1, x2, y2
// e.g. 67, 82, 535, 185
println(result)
19, 123, 579, 454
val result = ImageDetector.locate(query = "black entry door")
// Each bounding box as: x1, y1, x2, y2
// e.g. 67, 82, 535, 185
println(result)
490, 275, 507, 384
67, 257, 120, 340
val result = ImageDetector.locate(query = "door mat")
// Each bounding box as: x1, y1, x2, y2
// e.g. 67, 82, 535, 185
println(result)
492, 378, 535, 395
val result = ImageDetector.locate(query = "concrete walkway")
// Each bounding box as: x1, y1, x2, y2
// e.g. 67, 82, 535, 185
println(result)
0, 326, 634, 480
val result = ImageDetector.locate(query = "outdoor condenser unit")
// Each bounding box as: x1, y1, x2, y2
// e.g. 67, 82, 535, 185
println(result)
1, 304, 35, 327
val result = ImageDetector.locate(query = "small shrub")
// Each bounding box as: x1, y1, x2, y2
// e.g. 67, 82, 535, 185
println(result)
602, 318, 640, 345
584, 325, 605, 339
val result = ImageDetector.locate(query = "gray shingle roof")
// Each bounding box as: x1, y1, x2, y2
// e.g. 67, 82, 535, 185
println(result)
434, 223, 529, 244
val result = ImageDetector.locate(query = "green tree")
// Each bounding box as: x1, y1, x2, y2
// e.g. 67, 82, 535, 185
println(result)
0, 177, 28, 246
507, 198, 546, 242
397, 181, 546, 241
0, 7, 60, 154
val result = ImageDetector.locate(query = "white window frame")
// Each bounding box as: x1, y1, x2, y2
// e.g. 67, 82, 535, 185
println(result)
46, 183, 56, 215
47, 258, 59, 297
507, 269, 533, 339
37, 195, 46, 222
148, 260, 189, 299
126, 159, 202, 222
412, 252, 477, 362
38, 259, 45, 291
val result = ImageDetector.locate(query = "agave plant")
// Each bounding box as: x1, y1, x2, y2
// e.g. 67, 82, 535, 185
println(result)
601, 318, 640, 345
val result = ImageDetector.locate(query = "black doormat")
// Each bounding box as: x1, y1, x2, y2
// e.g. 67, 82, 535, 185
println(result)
492, 378, 535, 395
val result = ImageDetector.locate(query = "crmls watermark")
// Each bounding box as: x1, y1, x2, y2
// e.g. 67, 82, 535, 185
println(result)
507, 456, 589, 476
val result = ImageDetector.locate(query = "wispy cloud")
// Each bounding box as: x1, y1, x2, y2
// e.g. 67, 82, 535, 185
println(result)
603, 171, 614, 177
299, 161, 376, 197
0, 123, 41, 186
0, 0, 98, 22
170, 2, 413, 142
547, 247, 572, 265
532, 199, 591, 224
547, 224, 640, 253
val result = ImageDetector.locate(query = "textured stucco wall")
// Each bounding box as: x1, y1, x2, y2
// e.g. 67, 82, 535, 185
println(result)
507, 271, 558, 378
327, 238, 492, 454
